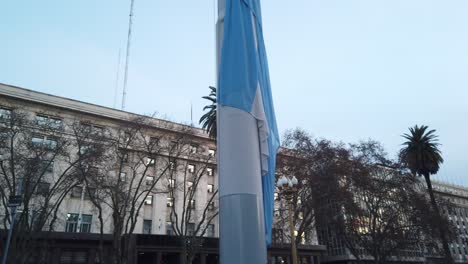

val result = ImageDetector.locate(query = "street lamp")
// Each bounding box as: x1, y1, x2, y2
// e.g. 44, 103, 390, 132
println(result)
276, 175, 299, 264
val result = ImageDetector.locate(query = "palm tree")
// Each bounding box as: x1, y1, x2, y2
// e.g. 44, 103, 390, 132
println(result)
199, 86, 217, 139
400, 125, 453, 263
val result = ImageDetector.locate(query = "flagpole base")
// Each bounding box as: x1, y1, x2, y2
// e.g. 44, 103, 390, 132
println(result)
219, 193, 267, 264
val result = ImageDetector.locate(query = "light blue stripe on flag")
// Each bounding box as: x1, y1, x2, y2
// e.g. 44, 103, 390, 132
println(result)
218, 0, 280, 246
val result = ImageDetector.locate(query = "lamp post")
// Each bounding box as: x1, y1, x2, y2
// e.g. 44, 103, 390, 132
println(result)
2, 178, 23, 264
276, 175, 299, 264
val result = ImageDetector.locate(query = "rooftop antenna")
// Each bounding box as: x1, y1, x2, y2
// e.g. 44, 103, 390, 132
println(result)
113, 49, 122, 109
190, 102, 193, 127
122, 0, 136, 110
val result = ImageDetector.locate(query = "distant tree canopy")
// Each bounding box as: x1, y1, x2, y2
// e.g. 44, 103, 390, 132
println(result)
276, 128, 456, 264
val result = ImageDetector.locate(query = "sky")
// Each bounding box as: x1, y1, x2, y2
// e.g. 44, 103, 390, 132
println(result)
1, 0, 467, 185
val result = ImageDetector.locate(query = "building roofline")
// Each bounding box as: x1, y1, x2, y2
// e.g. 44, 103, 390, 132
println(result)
0, 82, 211, 140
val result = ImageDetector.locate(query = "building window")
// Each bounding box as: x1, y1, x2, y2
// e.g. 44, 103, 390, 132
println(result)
169, 160, 176, 170
149, 137, 159, 147
144, 195, 153, 205
65, 213, 92, 233
145, 157, 156, 166
124, 132, 132, 145
167, 197, 174, 207
188, 164, 195, 173
274, 192, 279, 201
207, 184, 214, 193
79, 144, 92, 155
81, 122, 103, 135
208, 201, 215, 211
187, 181, 194, 190
188, 199, 196, 209
71, 186, 83, 198
207, 224, 215, 237
274, 208, 281, 217
32, 135, 57, 149
208, 149, 216, 157
272, 228, 284, 244
143, 220, 152, 234
39, 160, 54, 174
36, 182, 50, 196
71, 186, 95, 200
206, 168, 213, 176
121, 151, 129, 163
166, 222, 174, 235
169, 141, 178, 150
120, 172, 127, 182
0, 107, 12, 121
187, 223, 195, 236
35, 114, 62, 129
146, 176, 154, 186
168, 179, 176, 189
190, 144, 198, 154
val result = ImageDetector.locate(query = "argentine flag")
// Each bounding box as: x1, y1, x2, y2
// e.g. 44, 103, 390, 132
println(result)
217, 0, 279, 262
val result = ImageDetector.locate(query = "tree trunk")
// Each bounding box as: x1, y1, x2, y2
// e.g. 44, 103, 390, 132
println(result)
424, 174, 454, 264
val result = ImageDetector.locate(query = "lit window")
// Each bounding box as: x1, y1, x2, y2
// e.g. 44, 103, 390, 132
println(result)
168, 179, 176, 188
146, 176, 154, 186
188, 164, 195, 173
207, 184, 214, 193
208, 149, 216, 156
206, 168, 213, 176
298, 211, 304, 220
120, 172, 127, 182
167, 197, 174, 207
146, 157, 156, 166
188, 199, 196, 209
144, 195, 153, 205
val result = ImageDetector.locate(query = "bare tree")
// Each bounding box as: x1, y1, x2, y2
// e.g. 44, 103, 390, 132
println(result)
0, 109, 106, 264
274, 129, 351, 247
327, 140, 450, 264
166, 139, 218, 264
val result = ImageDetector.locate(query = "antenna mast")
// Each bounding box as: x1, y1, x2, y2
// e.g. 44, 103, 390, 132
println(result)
113, 49, 121, 109
122, 0, 135, 110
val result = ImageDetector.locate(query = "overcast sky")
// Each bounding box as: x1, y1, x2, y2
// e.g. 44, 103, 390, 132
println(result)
1, 0, 467, 185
